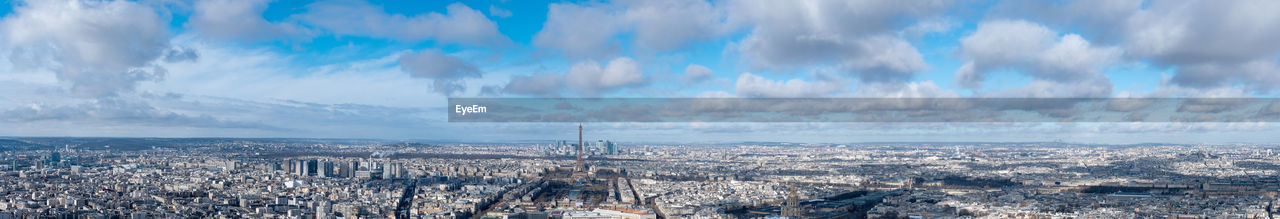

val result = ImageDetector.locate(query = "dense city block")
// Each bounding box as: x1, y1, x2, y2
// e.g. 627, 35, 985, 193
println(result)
2, 138, 1279, 218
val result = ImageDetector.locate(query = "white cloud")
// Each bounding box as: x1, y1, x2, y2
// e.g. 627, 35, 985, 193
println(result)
534, 0, 726, 59
488, 5, 512, 18
565, 57, 647, 96
502, 73, 564, 96
956, 19, 1120, 97
0, 84, 452, 138
622, 0, 725, 52
901, 17, 959, 39
1141, 73, 1251, 98
1, 97, 278, 130
984, 79, 1114, 98
398, 49, 481, 95
681, 64, 714, 84
149, 36, 440, 108
728, 0, 943, 82
695, 91, 735, 98
188, 0, 313, 42
532, 0, 943, 82
533, 3, 622, 59
1, 0, 172, 97
993, 0, 1280, 94
844, 35, 930, 81
1037, 35, 1121, 80
733, 72, 844, 98
956, 20, 1055, 77
501, 57, 648, 97
1123, 1, 1280, 94
0, 31, 474, 138
295, 1, 508, 47
853, 81, 958, 98
0, 0, 288, 136
1162, 59, 1280, 95
736, 33, 929, 82
1124, 1, 1280, 64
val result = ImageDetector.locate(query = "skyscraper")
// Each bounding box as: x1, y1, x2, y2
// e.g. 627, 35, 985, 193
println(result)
349, 160, 360, 177
319, 161, 334, 178
385, 162, 403, 179
606, 141, 617, 155
338, 161, 355, 178
47, 152, 60, 166
294, 160, 305, 176
305, 160, 318, 176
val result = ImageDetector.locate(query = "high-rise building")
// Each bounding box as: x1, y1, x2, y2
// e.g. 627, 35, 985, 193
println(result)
294, 160, 306, 176
605, 141, 617, 155
319, 161, 334, 178
362, 160, 378, 171
337, 161, 351, 178
315, 160, 325, 177
304, 160, 318, 176
385, 161, 402, 179
349, 160, 360, 177
47, 152, 60, 165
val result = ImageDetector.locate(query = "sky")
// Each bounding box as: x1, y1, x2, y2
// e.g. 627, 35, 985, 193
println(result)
0, 0, 1279, 144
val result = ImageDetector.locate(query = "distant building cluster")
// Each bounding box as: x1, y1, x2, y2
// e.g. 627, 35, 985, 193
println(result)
1, 138, 1279, 218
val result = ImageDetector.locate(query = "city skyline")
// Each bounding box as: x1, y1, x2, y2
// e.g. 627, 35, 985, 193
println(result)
1, 0, 1280, 143
6, 1, 1280, 218
4, 136, 1279, 218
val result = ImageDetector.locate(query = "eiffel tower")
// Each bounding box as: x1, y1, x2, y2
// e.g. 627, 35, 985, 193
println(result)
572, 123, 588, 179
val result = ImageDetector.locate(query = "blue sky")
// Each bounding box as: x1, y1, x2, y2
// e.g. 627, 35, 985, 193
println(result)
1, 0, 1279, 144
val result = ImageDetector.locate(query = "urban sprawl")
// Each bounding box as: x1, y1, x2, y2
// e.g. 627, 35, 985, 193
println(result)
2, 135, 1279, 218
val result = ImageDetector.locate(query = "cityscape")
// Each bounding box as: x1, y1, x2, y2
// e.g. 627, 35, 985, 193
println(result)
4, 0, 1280, 218
3, 127, 1280, 218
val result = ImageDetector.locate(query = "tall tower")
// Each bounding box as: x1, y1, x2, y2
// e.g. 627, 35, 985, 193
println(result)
575, 124, 586, 177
